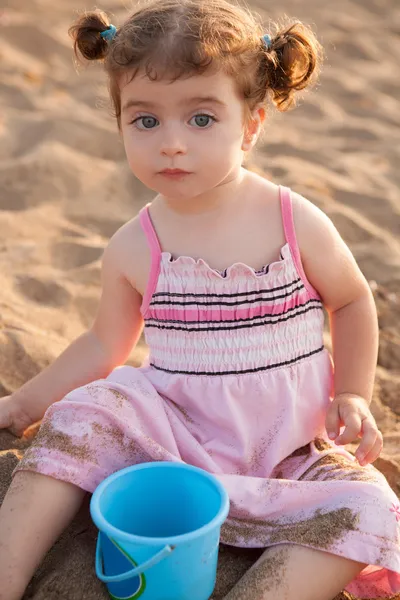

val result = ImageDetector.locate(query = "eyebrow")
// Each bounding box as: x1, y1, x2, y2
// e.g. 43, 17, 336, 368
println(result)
122, 95, 227, 112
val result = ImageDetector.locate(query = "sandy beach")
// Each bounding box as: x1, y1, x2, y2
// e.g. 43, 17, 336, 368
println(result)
0, 0, 399, 597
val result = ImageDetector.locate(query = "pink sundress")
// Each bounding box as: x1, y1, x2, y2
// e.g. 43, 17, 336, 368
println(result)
15, 186, 400, 599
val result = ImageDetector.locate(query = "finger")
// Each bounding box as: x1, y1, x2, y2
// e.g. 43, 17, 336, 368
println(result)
360, 434, 383, 466
335, 412, 362, 445
354, 417, 379, 462
357, 429, 383, 466
325, 402, 341, 440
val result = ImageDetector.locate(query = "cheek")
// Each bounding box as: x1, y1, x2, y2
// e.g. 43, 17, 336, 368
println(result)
122, 132, 150, 166
213, 122, 245, 154
121, 138, 152, 183
198, 126, 243, 158
210, 127, 244, 162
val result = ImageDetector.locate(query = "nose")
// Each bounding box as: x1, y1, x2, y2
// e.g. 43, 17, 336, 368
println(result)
160, 123, 187, 157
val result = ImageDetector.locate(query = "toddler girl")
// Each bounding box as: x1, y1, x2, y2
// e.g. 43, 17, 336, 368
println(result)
0, 1, 399, 599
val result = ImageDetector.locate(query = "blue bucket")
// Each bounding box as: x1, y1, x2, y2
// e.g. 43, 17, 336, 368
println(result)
90, 462, 230, 600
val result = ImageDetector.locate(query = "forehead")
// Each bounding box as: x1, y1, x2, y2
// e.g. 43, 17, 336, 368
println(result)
119, 68, 240, 111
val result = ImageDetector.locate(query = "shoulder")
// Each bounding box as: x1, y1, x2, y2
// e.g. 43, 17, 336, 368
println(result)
290, 191, 338, 251
102, 209, 151, 294
106, 212, 147, 256
291, 190, 332, 228
290, 190, 370, 310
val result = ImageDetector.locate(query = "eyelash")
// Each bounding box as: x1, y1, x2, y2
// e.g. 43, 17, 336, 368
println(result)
129, 113, 218, 130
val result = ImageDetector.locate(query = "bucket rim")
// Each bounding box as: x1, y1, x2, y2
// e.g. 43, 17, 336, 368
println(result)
90, 461, 230, 546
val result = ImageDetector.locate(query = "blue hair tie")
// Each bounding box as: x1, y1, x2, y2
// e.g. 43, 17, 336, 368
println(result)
262, 34, 272, 50
100, 24, 117, 42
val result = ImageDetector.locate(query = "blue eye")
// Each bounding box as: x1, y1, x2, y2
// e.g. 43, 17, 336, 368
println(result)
190, 114, 216, 128
130, 113, 216, 130
132, 116, 159, 129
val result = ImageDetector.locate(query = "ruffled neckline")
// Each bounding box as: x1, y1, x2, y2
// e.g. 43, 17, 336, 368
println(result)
161, 242, 291, 280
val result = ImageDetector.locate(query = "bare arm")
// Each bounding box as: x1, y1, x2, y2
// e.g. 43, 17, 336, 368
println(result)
11, 222, 144, 426
293, 194, 384, 463
293, 193, 379, 405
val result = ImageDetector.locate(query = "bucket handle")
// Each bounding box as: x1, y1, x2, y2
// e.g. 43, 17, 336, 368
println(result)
95, 535, 174, 583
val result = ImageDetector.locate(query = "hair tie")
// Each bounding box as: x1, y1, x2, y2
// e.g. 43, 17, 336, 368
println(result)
100, 24, 117, 42
262, 34, 272, 50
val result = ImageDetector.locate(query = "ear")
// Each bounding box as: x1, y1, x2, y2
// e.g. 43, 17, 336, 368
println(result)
241, 106, 266, 152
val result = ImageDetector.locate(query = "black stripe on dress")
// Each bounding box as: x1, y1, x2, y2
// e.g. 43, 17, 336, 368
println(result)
149, 345, 325, 376
151, 277, 302, 300
145, 302, 324, 332
149, 283, 305, 308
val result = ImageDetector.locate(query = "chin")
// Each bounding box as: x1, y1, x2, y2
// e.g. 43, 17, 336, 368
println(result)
160, 188, 198, 201
149, 178, 200, 198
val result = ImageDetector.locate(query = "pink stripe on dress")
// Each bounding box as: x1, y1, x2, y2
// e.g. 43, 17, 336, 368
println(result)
146, 290, 316, 323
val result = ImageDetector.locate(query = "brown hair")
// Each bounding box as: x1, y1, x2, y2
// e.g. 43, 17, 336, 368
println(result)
69, 0, 323, 130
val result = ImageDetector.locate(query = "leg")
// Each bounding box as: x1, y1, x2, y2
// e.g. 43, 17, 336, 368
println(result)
223, 543, 367, 600
0, 471, 86, 600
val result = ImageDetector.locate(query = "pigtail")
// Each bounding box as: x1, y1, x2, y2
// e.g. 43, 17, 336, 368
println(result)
69, 10, 115, 62
262, 22, 323, 111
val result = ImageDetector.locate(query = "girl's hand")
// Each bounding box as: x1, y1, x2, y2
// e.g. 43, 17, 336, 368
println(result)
0, 395, 35, 437
325, 393, 383, 466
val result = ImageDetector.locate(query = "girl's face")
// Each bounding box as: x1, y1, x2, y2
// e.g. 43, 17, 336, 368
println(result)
119, 68, 261, 201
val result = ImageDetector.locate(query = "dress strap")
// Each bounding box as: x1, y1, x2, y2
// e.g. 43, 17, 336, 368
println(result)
139, 204, 162, 256
139, 204, 162, 317
279, 186, 320, 298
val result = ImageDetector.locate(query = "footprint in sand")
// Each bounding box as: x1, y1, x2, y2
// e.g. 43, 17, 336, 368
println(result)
59, 227, 86, 239
334, 189, 399, 236
0, 330, 42, 386
1, 24, 71, 63
0, 83, 35, 111
349, 0, 393, 17
69, 216, 127, 239
327, 212, 375, 244
339, 89, 398, 126
0, 116, 53, 160
334, 39, 379, 63
263, 142, 334, 170
294, 102, 325, 121
378, 335, 400, 373
14, 275, 72, 308
74, 294, 100, 328
377, 81, 400, 97
329, 126, 379, 143
50, 241, 104, 271
379, 375, 400, 417
356, 246, 400, 285
50, 120, 124, 162
0, 147, 83, 211
1, 114, 122, 162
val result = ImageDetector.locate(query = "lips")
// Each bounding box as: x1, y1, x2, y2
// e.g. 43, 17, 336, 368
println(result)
160, 169, 190, 174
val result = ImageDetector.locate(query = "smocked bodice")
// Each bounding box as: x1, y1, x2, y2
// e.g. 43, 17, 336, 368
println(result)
139, 187, 325, 376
